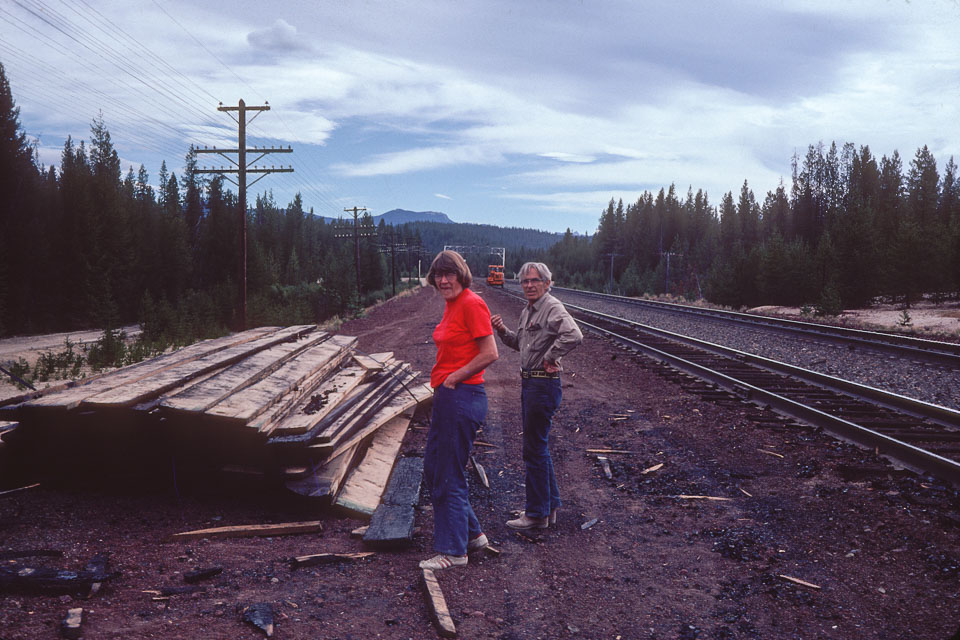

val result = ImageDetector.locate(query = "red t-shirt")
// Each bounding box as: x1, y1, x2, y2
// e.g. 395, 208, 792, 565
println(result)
430, 288, 493, 387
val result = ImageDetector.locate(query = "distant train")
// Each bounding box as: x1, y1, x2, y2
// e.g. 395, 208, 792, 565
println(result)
486, 264, 504, 287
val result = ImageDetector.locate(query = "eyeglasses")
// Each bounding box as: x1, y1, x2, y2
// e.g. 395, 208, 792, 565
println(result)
435, 271, 458, 281
520, 278, 543, 285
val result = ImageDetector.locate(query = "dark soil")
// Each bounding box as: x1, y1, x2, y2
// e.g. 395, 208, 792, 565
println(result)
0, 285, 958, 639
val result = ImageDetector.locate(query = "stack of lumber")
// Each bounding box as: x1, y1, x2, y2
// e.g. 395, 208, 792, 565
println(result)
0, 326, 432, 509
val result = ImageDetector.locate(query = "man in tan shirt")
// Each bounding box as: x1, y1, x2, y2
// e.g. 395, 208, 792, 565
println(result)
491, 262, 583, 530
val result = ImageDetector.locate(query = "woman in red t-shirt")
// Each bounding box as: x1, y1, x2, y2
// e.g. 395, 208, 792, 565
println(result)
419, 250, 498, 571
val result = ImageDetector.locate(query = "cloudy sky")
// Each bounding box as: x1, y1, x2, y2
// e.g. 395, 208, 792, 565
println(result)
2, 0, 958, 233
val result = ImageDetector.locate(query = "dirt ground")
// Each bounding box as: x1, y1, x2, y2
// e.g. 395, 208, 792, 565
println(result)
0, 286, 958, 639
749, 299, 960, 338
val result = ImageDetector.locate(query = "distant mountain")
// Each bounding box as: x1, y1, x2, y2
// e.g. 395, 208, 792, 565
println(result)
379, 209, 453, 224
315, 208, 453, 225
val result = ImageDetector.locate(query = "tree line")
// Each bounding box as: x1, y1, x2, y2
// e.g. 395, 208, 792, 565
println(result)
539, 142, 960, 314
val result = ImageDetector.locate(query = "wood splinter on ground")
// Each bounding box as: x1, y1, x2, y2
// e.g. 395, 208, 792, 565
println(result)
290, 551, 374, 568
641, 463, 664, 474
421, 569, 457, 637
471, 455, 489, 488
60, 608, 83, 640
242, 602, 275, 637
777, 574, 822, 590
169, 520, 323, 541
586, 448, 632, 454
674, 495, 733, 502
759, 449, 785, 459
597, 456, 613, 479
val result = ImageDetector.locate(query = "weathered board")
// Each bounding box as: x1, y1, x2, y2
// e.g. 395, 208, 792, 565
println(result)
421, 569, 457, 637
315, 364, 410, 443
283, 442, 363, 499
169, 520, 323, 541
264, 365, 369, 437
352, 352, 393, 372
20, 327, 282, 411
311, 382, 431, 462
160, 331, 328, 415
335, 411, 412, 517
205, 335, 357, 426
363, 456, 423, 548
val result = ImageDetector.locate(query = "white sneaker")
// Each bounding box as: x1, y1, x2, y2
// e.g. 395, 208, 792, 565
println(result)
419, 554, 468, 570
467, 533, 489, 551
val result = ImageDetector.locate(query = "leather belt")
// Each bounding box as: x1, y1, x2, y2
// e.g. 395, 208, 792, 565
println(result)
521, 369, 560, 379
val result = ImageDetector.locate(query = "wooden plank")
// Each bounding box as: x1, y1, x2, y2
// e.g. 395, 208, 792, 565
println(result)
421, 569, 457, 637
77, 326, 314, 410
283, 442, 363, 499
265, 365, 369, 437
169, 520, 323, 541
24, 327, 281, 411
312, 382, 431, 462
471, 455, 489, 488
315, 364, 412, 442
160, 330, 328, 415
363, 505, 416, 548
206, 335, 357, 426
380, 456, 423, 507
335, 412, 412, 517
353, 352, 393, 372
290, 551, 374, 568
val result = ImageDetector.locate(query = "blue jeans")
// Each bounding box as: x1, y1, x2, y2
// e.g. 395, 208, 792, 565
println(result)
521, 377, 562, 518
423, 383, 486, 556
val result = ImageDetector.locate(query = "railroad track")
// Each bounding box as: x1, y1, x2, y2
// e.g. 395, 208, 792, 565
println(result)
495, 285, 960, 486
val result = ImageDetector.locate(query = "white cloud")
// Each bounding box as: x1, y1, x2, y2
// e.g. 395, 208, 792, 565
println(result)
247, 19, 310, 53
434, 193, 452, 200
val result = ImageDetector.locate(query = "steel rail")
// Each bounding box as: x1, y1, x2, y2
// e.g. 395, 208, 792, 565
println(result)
544, 284, 960, 366
568, 308, 960, 485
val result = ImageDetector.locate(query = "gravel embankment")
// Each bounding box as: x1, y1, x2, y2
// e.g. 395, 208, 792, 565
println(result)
548, 288, 960, 411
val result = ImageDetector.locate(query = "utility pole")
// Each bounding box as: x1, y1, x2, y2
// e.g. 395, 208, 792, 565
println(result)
334, 207, 376, 309
602, 252, 621, 293
660, 250, 682, 296
194, 99, 293, 329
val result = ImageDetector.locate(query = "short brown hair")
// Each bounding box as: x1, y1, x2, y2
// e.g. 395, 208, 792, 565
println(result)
427, 250, 472, 289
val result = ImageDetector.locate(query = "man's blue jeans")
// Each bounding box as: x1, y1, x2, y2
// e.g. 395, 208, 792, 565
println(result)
521, 376, 562, 518
423, 383, 486, 556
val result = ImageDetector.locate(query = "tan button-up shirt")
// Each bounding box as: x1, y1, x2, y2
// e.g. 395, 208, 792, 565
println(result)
498, 293, 583, 370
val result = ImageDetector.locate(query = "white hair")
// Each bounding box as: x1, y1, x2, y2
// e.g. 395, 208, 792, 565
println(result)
519, 262, 553, 286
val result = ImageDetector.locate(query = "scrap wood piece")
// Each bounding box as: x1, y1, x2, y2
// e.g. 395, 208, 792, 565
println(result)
284, 442, 364, 499
380, 456, 424, 507
208, 335, 357, 426
586, 448, 632, 454
314, 382, 432, 462
363, 504, 416, 549
242, 602, 275, 637
777, 574, 822, 590
160, 331, 330, 415
290, 551, 374, 569
471, 455, 489, 488
0, 483, 41, 498
184, 566, 223, 584
0, 563, 119, 595
350, 526, 369, 538
641, 463, 664, 475
673, 495, 733, 502
61, 607, 83, 640
83, 553, 109, 598
353, 352, 394, 372
759, 449, 785, 459
473, 440, 496, 448
421, 569, 457, 638
597, 456, 613, 480
169, 520, 323, 541
45, 326, 287, 411
336, 412, 413, 517
581, 517, 599, 530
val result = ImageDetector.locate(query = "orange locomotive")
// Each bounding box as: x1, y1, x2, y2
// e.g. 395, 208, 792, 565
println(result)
487, 264, 504, 287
